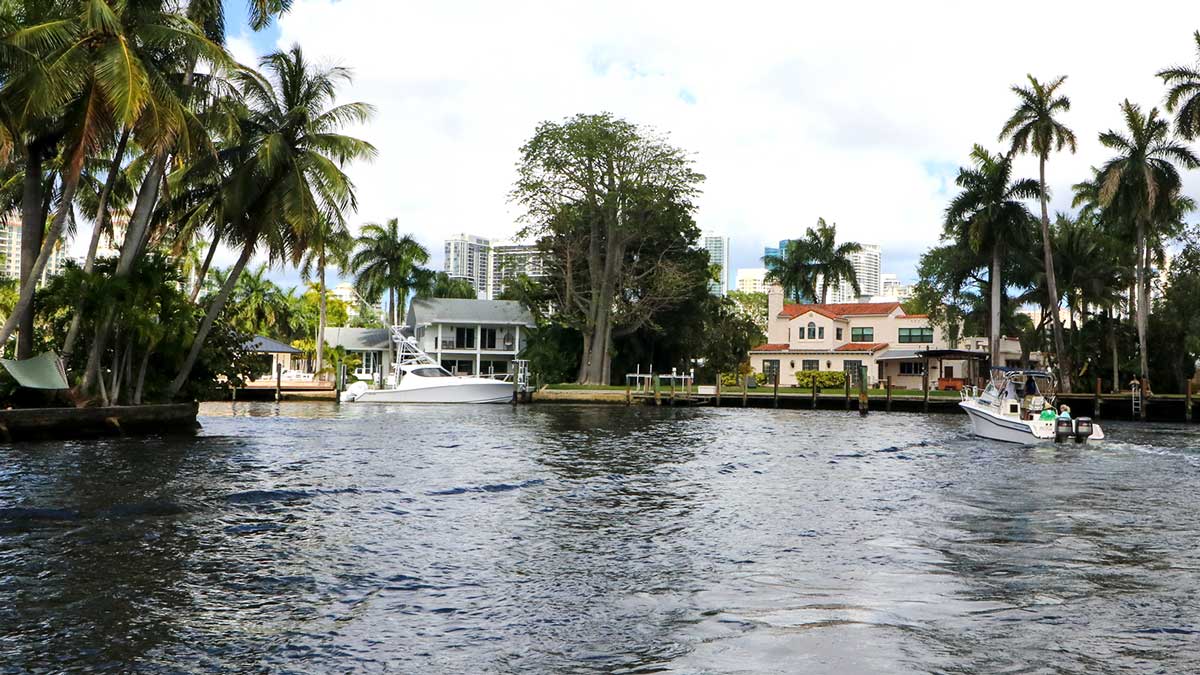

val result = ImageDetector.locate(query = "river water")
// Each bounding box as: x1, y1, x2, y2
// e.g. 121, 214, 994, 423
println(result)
1, 403, 1198, 673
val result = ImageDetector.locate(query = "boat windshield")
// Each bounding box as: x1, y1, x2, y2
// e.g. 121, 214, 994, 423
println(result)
410, 367, 452, 378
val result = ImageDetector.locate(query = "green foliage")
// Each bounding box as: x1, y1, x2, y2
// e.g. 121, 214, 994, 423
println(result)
793, 370, 846, 389
350, 218, 429, 324
763, 218, 862, 303
726, 290, 768, 335
521, 324, 581, 385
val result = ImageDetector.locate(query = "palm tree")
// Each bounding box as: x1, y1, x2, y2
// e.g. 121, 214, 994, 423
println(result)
350, 218, 430, 325
165, 45, 376, 398
999, 74, 1076, 389
944, 145, 1039, 365
803, 218, 863, 303
1158, 31, 1200, 139
1095, 101, 1199, 397
762, 238, 815, 302
418, 271, 478, 299
0, 0, 225, 355
232, 264, 287, 335
300, 214, 353, 374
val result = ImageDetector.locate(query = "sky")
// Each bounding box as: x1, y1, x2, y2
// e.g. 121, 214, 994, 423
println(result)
73, 1, 1200, 290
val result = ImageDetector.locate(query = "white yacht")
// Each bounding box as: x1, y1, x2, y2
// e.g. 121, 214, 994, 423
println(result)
340, 329, 515, 404
959, 369, 1104, 444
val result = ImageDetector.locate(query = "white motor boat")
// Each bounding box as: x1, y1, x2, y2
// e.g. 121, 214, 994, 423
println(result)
959, 368, 1104, 444
340, 329, 515, 404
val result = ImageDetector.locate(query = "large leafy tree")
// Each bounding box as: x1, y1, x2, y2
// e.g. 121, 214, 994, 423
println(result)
513, 112, 707, 384
944, 145, 1039, 365
350, 218, 430, 326
999, 74, 1076, 389
1095, 101, 1198, 396
164, 44, 375, 398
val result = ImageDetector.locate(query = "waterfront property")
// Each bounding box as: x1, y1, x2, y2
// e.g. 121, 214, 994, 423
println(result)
325, 327, 393, 382
749, 286, 1031, 389
405, 297, 535, 376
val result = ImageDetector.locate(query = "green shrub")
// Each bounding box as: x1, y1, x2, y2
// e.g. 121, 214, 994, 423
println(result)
793, 370, 846, 389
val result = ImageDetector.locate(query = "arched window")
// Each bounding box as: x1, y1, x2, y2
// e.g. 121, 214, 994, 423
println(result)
807, 322, 816, 339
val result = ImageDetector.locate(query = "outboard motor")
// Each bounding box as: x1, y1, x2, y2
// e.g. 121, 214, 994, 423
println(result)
1054, 418, 1073, 444
1074, 417, 1094, 444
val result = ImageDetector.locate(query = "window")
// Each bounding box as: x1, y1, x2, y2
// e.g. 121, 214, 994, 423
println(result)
806, 322, 816, 339
481, 327, 497, 349
763, 359, 780, 379
818, 326, 825, 339
899, 327, 934, 344
442, 359, 475, 375
351, 350, 378, 377
836, 327, 843, 341
411, 367, 452, 377
900, 362, 926, 375
844, 360, 863, 385
851, 327, 874, 342
802, 359, 820, 371
455, 327, 475, 349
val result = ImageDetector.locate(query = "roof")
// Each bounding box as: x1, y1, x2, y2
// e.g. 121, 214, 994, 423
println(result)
244, 336, 301, 354
779, 301, 903, 319
833, 342, 889, 353
875, 348, 923, 361
751, 343, 791, 351
324, 327, 391, 351
407, 297, 535, 327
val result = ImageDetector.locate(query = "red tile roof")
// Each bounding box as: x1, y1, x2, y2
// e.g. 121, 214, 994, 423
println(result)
751, 343, 790, 351
834, 342, 890, 353
780, 301, 903, 319
903, 313, 929, 319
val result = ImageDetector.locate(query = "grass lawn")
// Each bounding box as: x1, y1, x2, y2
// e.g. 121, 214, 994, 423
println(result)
544, 383, 962, 397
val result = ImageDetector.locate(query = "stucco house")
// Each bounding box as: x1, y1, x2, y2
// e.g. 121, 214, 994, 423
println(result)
748, 286, 1029, 389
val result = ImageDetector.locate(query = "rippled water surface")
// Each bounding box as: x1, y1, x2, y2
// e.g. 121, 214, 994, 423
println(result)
2, 402, 1199, 673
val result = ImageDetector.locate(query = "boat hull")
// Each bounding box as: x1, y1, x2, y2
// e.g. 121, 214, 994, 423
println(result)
959, 400, 1105, 444
351, 380, 513, 404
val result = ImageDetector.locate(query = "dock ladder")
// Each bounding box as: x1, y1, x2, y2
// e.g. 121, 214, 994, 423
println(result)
1131, 380, 1143, 419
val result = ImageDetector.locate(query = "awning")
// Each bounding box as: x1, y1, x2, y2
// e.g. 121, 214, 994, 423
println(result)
916, 349, 990, 360
875, 349, 923, 361
1, 352, 69, 389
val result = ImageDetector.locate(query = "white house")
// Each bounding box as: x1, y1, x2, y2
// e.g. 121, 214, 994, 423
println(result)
405, 298, 536, 376
748, 286, 1029, 389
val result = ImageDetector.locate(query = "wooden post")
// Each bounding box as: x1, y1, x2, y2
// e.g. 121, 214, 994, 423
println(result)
1094, 376, 1102, 421
670, 370, 677, 406
626, 376, 632, 405
654, 375, 661, 406
1141, 376, 1149, 422
715, 374, 722, 407
812, 382, 818, 409
275, 362, 282, 401
742, 374, 748, 407
1187, 380, 1193, 423
885, 376, 893, 412
772, 372, 779, 408
844, 371, 851, 410
858, 365, 869, 415
922, 365, 930, 413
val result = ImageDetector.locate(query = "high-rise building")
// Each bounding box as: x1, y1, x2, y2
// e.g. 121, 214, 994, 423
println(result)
444, 233, 491, 297
735, 267, 768, 294
331, 281, 384, 320
763, 239, 793, 261
444, 234, 547, 300
826, 243, 882, 303
701, 234, 730, 295
488, 242, 545, 300
0, 211, 67, 284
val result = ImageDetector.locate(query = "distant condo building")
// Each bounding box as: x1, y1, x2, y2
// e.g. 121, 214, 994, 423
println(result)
880, 273, 900, 298
0, 211, 67, 284
701, 234, 730, 295
443, 233, 546, 300
820, 243, 882, 303
736, 267, 768, 294
331, 281, 383, 320
763, 239, 793, 261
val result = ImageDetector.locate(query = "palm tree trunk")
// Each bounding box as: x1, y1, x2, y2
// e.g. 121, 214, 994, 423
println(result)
133, 338, 156, 405
63, 126, 132, 357
1135, 219, 1150, 403
190, 231, 221, 303
167, 244, 256, 399
1109, 307, 1119, 393
389, 287, 396, 326
0, 159, 87, 354
1038, 158, 1071, 391
316, 249, 327, 375
990, 245, 1002, 367
16, 143, 46, 360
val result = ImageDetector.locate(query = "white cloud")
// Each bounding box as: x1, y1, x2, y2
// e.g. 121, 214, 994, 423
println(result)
69, 1, 1200, 287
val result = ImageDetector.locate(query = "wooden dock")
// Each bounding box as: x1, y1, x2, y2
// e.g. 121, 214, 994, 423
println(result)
0, 402, 200, 441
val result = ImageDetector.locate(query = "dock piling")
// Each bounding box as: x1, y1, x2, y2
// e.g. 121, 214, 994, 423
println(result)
275, 363, 283, 401
885, 376, 892, 412
858, 366, 869, 416
772, 373, 779, 408
844, 373, 851, 410
670, 369, 677, 406
715, 374, 721, 407
742, 375, 748, 407
812, 382, 818, 409
1094, 377, 1103, 421
1188, 381, 1193, 423
922, 370, 930, 413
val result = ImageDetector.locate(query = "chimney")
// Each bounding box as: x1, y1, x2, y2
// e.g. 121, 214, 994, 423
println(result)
767, 284, 785, 343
